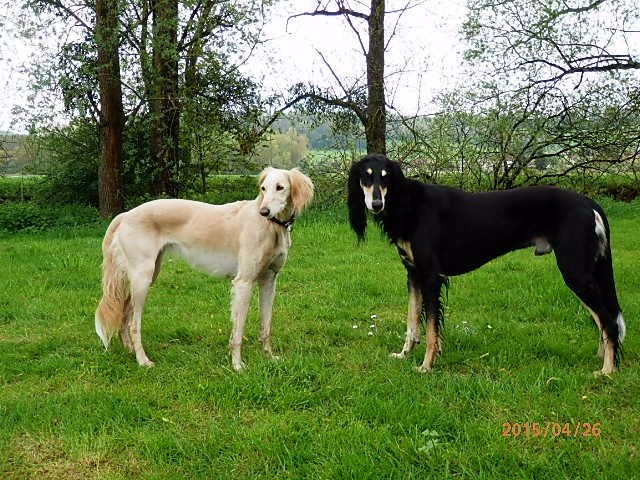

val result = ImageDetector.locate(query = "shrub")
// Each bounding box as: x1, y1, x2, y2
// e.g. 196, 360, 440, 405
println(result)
0, 202, 55, 231
0, 176, 44, 203
0, 202, 100, 232
31, 121, 101, 206
201, 174, 259, 204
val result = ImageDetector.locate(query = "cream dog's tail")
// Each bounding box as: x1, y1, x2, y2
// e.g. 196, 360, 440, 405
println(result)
95, 213, 129, 349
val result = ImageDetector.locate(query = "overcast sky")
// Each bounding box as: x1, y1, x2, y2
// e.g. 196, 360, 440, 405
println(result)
0, 0, 468, 133
241, 0, 468, 115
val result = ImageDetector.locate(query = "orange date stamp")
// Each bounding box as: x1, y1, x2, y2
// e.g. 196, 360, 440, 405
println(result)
501, 422, 601, 438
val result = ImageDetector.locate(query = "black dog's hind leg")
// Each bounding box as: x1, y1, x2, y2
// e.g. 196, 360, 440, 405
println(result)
416, 276, 444, 372
390, 274, 423, 359
554, 239, 622, 375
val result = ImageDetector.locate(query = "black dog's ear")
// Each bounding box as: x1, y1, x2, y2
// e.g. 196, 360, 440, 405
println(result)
347, 161, 367, 241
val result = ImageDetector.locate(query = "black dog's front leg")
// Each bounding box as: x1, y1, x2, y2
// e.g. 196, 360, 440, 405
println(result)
416, 276, 444, 372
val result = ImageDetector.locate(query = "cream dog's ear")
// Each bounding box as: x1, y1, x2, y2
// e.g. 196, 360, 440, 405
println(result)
288, 169, 314, 214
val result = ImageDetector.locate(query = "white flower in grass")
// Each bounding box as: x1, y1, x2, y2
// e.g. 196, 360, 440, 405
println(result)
456, 321, 475, 335
418, 429, 442, 453
370, 314, 377, 320
352, 324, 359, 329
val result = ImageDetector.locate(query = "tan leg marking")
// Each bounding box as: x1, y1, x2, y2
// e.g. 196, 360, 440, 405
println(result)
416, 314, 441, 373
390, 284, 422, 359
586, 306, 604, 358
595, 334, 617, 376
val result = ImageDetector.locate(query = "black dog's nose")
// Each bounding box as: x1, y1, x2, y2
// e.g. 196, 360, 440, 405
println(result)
371, 199, 383, 212
260, 207, 270, 217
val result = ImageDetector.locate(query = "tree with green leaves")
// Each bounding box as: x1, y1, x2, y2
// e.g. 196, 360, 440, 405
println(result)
396, 0, 640, 190
95, 0, 125, 216
464, 0, 640, 90
14, 0, 125, 216
119, 0, 271, 194
12, 0, 271, 207
148, 0, 180, 195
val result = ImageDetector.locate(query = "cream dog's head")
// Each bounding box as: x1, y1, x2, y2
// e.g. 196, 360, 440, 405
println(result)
258, 167, 314, 221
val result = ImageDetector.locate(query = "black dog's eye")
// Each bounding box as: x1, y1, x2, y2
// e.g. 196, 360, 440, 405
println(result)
360, 167, 374, 183
276, 184, 284, 191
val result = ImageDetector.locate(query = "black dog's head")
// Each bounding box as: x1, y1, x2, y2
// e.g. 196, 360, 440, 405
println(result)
347, 154, 404, 241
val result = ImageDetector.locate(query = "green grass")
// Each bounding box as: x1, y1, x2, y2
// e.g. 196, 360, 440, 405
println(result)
0, 204, 639, 479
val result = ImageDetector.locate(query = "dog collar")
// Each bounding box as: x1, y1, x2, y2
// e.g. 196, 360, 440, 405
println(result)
269, 215, 296, 230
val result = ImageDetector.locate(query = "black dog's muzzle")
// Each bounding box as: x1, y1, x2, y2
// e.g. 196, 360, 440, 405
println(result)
371, 185, 384, 213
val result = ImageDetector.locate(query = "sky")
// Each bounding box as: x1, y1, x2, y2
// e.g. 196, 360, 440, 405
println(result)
241, 0, 468, 116
0, 0, 468, 133
0, 18, 48, 133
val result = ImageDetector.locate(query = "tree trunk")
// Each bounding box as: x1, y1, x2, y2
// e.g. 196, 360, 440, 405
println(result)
366, 0, 386, 155
95, 0, 125, 217
151, 0, 180, 196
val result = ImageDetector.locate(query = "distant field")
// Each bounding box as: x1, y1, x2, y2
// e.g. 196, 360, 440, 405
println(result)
0, 201, 638, 478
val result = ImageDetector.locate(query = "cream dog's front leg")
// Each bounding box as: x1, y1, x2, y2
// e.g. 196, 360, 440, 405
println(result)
229, 276, 253, 372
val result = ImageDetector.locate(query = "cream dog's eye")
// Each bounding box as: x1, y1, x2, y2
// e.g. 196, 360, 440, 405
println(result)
276, 184, 284, 191
261, 186, 266, 191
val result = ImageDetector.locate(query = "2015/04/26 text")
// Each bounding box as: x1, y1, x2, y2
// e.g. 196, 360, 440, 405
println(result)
501, 422, 601, 438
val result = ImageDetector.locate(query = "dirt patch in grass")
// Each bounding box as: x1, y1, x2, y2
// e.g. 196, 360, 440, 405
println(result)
2, 433, 144, 479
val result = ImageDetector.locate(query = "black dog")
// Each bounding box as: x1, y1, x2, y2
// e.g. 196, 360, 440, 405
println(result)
347, 154, 625, 374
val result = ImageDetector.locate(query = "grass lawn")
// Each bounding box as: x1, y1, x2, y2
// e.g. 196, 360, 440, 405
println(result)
0, 201, 638, 479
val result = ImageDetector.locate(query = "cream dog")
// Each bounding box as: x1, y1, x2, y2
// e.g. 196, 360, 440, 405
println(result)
95, 168, 314, 371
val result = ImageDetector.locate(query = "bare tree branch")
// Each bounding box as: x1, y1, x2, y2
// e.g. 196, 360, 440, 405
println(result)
384, 1, 414, 50
315, 48, 351, 97
253, 89, 367, 140
553, 0, 607, 17
286, 4, 369, 32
